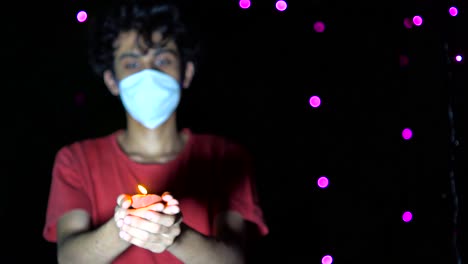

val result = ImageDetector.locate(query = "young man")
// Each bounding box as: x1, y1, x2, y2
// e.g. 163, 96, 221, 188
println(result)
42, 0, 269, 263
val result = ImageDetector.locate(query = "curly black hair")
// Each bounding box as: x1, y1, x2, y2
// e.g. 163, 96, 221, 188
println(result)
87, 0, 199, 79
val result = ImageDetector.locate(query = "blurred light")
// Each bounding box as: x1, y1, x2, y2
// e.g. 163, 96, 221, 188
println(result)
314, 21, 325, 33
449, 7, 458, 16
455, 55, 463, 62
77, 11, 88, 23
317, 177, 329, 188
399, 55, 409, 67
412, 15, 423, 26
402, 211, 413, 222
322, 255, 333, 264
239, 0, 250, 9
309, 95, 321, 108
403, 18, 413, 29
275, 0, 287, 11
402, 128, 413, 140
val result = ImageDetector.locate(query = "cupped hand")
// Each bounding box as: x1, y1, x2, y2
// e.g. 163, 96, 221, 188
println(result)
113, 192, 183, 253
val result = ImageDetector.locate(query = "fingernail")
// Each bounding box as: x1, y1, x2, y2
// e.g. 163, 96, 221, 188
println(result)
154, 203, 164, 211
116, 219, 123, 227
162, 194, 173, 202
170, 206, 180, 214
165, 205, 180, 214
124, 217, 132, 224
122, 200, 131, 208
119, 231, 128, 239
167, 199, 179, 206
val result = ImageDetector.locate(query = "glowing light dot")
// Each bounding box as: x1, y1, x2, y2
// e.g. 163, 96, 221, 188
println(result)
455, 55, 463, 62
449, 7, 458, 16
309, 95, 321, 108
239, 0, 250, 9
314, 21, 325, 33
317, 177, 329, 188
77, 11, 88, 23
403, 18, 413, 29
402, 211, 413, 222
402, 128, 413, 140
276, 0, 287, 11
413, 16, 423, 26
322, 255, 333, 264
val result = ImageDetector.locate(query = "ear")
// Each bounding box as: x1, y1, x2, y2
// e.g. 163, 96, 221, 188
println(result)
182, 61, 195, 89
103, 70, 120, 96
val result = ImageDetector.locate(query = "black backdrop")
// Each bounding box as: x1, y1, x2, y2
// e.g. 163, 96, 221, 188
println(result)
7, 0, 467, 263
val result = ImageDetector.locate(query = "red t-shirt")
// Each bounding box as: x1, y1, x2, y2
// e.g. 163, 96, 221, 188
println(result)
43, 128, 269, 263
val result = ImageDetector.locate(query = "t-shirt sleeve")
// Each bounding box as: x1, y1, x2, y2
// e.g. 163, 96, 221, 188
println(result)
42, 145, 92, 242
222, 141, 269, 237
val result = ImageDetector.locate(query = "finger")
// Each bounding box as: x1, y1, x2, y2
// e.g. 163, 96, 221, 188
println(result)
139, 210, 179, 227
147, 202, 165, 212
161, 192, 173, 202
162, 205, 180, 215
126, 208, 179, 227
166, 222, 182, 237
115, 205, 129, 216
114, 206, 129, 223
117, 194, 132, 209
126, 208, 161, 220
121, 219, 150, 241
123, 215, 170, 234
166, 198, 179, 206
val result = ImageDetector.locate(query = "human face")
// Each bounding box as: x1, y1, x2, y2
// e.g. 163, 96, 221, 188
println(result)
112, 30, 182, 83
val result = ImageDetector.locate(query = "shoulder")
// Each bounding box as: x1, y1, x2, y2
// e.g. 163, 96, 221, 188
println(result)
187, 130, 254, 166
189, 130, 251, 157
54, 130, 120, 161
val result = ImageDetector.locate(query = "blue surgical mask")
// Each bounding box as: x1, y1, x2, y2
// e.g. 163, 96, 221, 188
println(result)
118, 69, 181, 129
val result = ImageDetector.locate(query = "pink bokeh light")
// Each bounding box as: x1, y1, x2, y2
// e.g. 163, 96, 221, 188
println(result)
449, 7, 458, 16
77, 11, 88, 23
413, 16, 423, 26
309, 95, 321, 108
402, 211, 413, 222
275, 0, 287, 11
317, 177, 329, 188
239, 0, 251, 9
455, 55, 463, 62
322, 255, 333, 264
402, 128, 413, 140
314, 21, 325, 33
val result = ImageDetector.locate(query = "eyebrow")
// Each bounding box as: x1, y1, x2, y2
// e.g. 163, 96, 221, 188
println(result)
117, 52, 141, 61
117, 48, 179, 62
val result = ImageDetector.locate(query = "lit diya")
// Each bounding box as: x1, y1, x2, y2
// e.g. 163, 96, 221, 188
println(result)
131, 184, 161, 208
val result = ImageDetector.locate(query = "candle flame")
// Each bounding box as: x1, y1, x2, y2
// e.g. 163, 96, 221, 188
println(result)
137, 184, 148, 195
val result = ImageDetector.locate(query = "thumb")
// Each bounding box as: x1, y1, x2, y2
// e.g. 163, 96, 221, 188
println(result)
117, 194, 132, 209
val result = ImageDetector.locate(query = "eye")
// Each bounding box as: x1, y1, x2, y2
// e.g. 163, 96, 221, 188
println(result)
154, 58, 172, 67
125, 62, 141, 69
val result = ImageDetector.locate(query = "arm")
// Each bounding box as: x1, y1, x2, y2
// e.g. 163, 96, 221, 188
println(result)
117, 195, 250, 263
56, 209, 130, 264
167, 210, 249, 264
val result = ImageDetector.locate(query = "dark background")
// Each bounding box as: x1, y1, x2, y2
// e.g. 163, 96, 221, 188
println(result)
6, 0, 468, 263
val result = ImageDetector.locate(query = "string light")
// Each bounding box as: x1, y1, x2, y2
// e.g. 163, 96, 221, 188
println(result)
446, 2, 463, 263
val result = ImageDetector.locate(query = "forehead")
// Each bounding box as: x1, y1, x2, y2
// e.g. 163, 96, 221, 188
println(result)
113, 30, 177, 54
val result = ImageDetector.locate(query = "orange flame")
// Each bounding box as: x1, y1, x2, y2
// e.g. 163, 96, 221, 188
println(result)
137, 184, 148, 195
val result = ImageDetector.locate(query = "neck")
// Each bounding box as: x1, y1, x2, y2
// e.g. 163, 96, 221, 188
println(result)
120, 113, 185, 160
